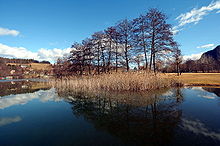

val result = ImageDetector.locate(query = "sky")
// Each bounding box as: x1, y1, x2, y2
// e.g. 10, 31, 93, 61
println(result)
0, 0, 220, 63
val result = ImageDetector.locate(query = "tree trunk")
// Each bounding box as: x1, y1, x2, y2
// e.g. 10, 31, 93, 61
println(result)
125, 41, 129, 71
150, 27, 155, 71
141, 28, 148, 70
101, 47, 106, 73
149, 51, 153, 70
153, 53, 156, 73
97, 44, 100, 75
115, 42, 118, 72
144, 45, 148, 69
107, 41, 112, 72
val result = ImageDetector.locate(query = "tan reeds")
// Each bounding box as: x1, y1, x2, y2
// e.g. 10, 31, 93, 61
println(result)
49, 72, 182, 92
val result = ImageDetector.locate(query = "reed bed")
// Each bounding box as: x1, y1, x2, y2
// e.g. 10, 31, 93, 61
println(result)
50, 72, 182, 92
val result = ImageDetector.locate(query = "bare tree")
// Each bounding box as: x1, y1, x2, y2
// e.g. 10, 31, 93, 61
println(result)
70, 42, 85, 75
105, 27, 115, 72
82, 38, 94, 74
172, 43, 182, 76
112, 27, 122, 72
132, 15, 149, 69
146, 8, 174, 73
64, 8, 178, 76
116, 19, 133, 71
91, 31, 106, 74
53, 57, 72, 77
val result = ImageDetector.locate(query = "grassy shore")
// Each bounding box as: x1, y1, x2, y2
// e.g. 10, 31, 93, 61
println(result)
166, 73, 220, 87
50, 72, 181, 92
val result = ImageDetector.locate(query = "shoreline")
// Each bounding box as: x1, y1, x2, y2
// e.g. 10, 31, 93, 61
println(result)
0, 78, 48, 83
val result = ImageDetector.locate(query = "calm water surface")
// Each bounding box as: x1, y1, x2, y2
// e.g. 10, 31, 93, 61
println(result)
1, 81, 220, 146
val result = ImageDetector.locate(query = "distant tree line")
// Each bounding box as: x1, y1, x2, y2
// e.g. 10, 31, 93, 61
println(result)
0, 57, 50, 64
162, 59, 220, 73
54, 8, 181, 77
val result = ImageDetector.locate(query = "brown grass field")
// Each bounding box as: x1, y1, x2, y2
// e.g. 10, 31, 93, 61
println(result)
6, 62, 52, 71
30, 63, 52, 71
165, 73, 220, 87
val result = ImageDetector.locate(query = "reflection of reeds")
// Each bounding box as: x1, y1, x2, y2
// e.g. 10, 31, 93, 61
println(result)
56, 86, 174, 107
50, 72, 182, 92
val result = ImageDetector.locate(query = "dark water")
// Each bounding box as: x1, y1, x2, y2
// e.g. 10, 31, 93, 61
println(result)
1, 81, 220, 146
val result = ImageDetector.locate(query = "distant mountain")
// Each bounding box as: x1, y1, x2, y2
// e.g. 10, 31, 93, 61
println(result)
199, 45, 220, 65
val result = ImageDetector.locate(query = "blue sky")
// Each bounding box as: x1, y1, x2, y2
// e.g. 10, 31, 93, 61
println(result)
0, 0, 219, 62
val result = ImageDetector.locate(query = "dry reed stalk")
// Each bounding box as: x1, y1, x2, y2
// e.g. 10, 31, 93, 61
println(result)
49, 72, 182, 92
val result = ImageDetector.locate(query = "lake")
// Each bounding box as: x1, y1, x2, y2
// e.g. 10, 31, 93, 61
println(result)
1, 81, 220, 146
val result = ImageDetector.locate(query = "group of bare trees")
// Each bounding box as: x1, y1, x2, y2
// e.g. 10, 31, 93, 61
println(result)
55, 8, 180, 76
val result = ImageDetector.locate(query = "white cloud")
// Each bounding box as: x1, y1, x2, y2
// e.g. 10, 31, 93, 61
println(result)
181, 118, 220, 140
0, 27, 20, 36
197, 44, 215, 49
200, 95, 215, 99
37, 48, 72, 62
174, 1, 220, 33
0, 88, 61, 109
0, 43, 39, 59
0, 116, 22, 127
217, 10, 220, 13
183, 52, 203, 61
0, 43, 72, 63
191, 87, 205, 91
171, 26, 182, 35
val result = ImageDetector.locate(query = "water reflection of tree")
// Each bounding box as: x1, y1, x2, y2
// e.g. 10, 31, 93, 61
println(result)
58, 88, 183, 145
174, 88, 184, 103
